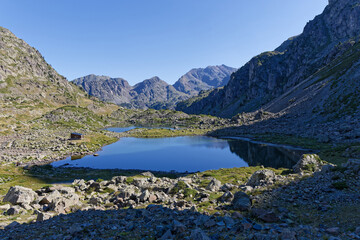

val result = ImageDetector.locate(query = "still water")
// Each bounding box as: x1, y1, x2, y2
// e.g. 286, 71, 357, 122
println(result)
52, 134, 310, 172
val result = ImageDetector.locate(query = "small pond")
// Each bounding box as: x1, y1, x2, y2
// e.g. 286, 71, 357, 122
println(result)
52, 130, 311, 172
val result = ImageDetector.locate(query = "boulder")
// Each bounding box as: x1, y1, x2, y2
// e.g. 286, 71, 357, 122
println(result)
251, 208, 279, 223
141, 171, 155, 178
133, 178, 150, 189
148, 194, 157, 203
48, 193, 81, 213
139, 190, 150, 202
6, 206, 23, 215
220, 183, 235, 192
111, 176, 127, 185
3, 186, 37, 205
118, 187, 136, 200
218, 191, 234, 203
72, 179, 86, 191
36, 212, 53, 222
206, 178, 222, 192
39, 190, 62, 205
89, 197, 101, 206
57, 187, 75, 195
232, 191, 251, 211
190, 228, 211, 240
293, 154, 324, 173
246, 169, 276, 187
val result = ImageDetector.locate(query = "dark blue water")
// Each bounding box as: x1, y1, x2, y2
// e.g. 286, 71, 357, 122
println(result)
52, 135, 310, 172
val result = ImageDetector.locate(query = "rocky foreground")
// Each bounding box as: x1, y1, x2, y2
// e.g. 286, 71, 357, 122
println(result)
0, 156, 359, 239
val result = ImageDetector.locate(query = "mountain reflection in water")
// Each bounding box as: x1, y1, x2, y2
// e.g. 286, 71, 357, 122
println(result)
52, 136, 309, 172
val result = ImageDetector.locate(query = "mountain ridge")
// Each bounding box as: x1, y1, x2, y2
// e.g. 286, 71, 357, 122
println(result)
177, 0, 360, 118
72, 65, 236, 110
0, 26, 118, 132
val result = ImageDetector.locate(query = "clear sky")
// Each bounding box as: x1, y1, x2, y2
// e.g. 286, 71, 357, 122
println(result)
0, 0, 328, 85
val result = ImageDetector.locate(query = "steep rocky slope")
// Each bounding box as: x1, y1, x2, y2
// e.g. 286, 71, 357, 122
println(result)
0, 27, 118, 133
178, 0, 360, 119
130, 76, 188, 109
72, 74, 132, 105
72, 65, 235, 110
173, 65, 236, 96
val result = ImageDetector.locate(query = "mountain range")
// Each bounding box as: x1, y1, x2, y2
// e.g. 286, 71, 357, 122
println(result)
177, 0, 360, 123
72, 65, 236, 110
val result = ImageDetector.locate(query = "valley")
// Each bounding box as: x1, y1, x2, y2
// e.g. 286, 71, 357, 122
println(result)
0, 0, 360, 239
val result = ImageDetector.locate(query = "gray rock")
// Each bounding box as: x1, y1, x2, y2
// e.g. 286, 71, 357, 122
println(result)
39, 190, 62, 205
206, 178, 222, 192
57, 187, 75, 195
232, 191, 252, 211
220, 183, 235, 192
36, 212, 53, 222
190, 228, 211, 240
141, 171, 155, 178
293, 154, 323, 173
218, 191, 234, 203
6, 205, 23, 215
139, 190, 150, 202
247, 169, 276, 187
3, 186, 37, 205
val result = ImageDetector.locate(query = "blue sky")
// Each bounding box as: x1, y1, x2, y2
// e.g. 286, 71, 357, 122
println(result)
1, 0, 328, 85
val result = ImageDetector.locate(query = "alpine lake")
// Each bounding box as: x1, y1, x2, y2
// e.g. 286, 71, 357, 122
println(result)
52, 127, 312, 173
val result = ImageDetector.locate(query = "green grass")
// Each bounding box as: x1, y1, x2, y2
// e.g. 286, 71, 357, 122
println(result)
194, 166, 289, 186
0, 166, 50, 195
127, 128, 209, 138
250, 133, 354, 165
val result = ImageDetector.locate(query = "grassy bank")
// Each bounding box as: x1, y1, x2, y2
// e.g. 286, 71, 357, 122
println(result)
250, 133, 356, 165
124, 128, 210, 138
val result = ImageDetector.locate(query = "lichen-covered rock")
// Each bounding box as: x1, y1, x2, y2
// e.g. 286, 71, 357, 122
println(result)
246, 169, 276, 187
3, 186, 37, 205
293, 154, 324, 173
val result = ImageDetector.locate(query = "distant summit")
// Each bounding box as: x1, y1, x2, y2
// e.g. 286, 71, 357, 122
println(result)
72, 65, 236, 110
173, 65, 236, 96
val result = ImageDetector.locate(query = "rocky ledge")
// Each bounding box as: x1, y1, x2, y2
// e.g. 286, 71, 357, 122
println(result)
0, 156, 359, 239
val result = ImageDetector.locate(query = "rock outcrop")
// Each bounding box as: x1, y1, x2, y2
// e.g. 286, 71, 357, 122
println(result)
3, 186, 37, 205
293, 154, 324, 174
173, 65, 236, 96
178, 0, 360, 121
0, 26, 117, 133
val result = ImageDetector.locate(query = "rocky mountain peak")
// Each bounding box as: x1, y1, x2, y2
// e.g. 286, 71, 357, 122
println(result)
72, 65, 235, 110
173, 65, 236, 96
178, 0, 360, 117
